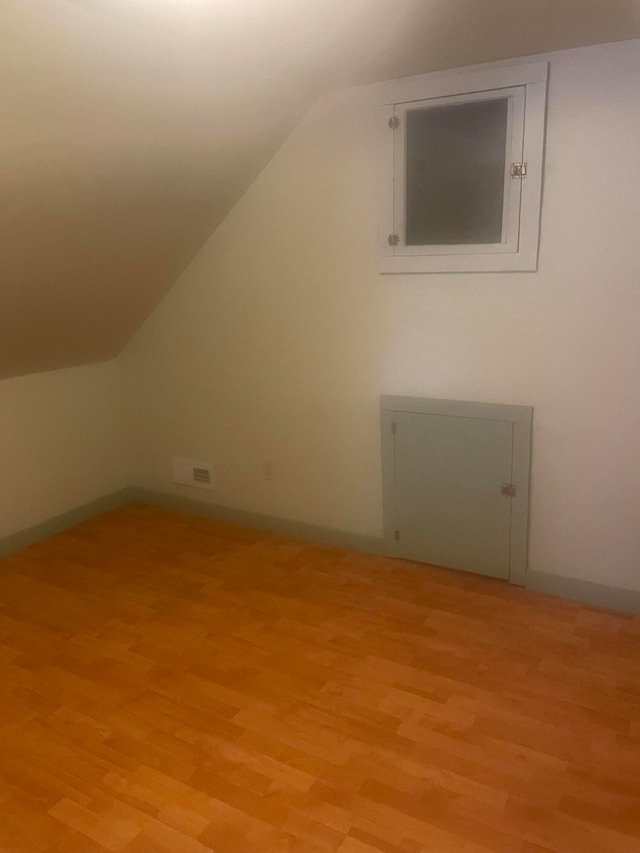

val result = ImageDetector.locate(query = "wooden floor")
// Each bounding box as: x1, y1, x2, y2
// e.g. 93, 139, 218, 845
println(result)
1, 506, 640, 852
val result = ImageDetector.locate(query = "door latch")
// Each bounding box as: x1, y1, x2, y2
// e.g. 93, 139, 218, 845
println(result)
510, 162, 527, 179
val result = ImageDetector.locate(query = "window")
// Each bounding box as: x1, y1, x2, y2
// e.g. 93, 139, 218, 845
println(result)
379, 61, 548, 273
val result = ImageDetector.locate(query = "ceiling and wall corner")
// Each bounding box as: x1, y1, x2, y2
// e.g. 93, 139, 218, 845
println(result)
119, 38, 640, 594
2, 0, 640, 381
4, 2, 640, 598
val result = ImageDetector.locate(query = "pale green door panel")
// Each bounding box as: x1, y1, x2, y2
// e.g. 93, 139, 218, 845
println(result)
380, 397, 532, 584
394, 412, 513, 578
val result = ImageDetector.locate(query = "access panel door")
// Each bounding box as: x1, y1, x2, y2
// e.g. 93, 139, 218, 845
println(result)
393, 411, 514, 579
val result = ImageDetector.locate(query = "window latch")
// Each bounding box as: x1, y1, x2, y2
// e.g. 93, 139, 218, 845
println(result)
510, 162, 527, 179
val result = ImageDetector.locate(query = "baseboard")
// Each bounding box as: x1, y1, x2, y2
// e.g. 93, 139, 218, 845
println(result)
526, 569, 640, 615
131, 488, 386, 557
133, 495, 640, 614
4, 486, 638, 616
0, 488, 136, 558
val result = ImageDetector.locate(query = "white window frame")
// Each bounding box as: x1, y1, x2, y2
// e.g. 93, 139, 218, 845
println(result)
378, 61, 548, 274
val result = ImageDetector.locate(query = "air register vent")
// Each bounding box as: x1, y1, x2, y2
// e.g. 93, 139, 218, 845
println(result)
171, 457, 215, 491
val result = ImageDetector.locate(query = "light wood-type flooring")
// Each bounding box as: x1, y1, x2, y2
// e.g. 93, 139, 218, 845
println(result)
1, 504, 640, 852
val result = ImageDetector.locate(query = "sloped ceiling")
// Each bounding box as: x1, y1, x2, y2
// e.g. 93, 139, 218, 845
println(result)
2, 0, 640, 380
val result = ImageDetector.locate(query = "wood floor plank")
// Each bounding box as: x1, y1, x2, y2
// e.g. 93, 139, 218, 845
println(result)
1, 503, 640, 851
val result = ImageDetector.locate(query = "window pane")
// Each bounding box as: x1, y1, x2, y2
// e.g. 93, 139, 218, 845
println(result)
405, 98, 508, 246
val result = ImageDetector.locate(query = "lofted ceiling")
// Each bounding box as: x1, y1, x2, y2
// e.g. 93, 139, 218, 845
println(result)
2, 0, 640, 380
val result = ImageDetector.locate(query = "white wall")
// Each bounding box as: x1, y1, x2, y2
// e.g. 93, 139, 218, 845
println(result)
0, 360, 129, 539
122, 40, 640, 591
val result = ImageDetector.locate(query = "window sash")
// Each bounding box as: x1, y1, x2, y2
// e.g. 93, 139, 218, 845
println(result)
391, 86, 525, 257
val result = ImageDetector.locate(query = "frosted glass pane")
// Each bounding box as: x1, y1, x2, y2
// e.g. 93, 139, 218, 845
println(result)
405, 98, 508, 246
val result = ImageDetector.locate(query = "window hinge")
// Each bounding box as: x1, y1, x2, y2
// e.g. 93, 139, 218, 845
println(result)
388, 115, 400, 130
394, 529, 400, 541
510, 162, 527, 179
388, 234, 400, 246
391, 422, 397, 435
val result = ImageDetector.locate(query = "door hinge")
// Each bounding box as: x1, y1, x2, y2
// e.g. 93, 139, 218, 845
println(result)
388, 115, 400, 130
510, 162, 527, 179
394, 529, 400, 541
388, 234, 400, 246
391, 422, 397, 435
501, 483, 517, 497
